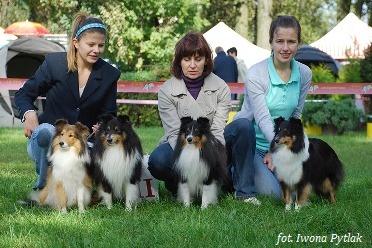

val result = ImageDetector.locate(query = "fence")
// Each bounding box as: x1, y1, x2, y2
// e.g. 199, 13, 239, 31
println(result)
0, 78, 371, 127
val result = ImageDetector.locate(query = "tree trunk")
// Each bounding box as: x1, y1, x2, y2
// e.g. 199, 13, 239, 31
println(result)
256, 0, 272, 50
235, 1, 249, 39
337, 0, 351, 21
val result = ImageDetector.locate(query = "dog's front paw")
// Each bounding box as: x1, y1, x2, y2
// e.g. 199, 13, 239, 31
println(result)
60, 208, 68, 214
294, 202, 302, 211
285, 204, 292, 211
201, 203, 209, 209
183, 202, 191, 208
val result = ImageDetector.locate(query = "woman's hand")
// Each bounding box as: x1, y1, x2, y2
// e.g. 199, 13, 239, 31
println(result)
24, 111, 39, 138
92, 123, 100, 134
263, 152, 275, 171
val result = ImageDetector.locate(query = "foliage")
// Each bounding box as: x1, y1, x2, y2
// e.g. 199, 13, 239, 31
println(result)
338, 59, 362, 83
201, 0, 245, 31
360, 43, 372, 82
302, 98, 363, 134
360, 43, 372, 114
98, 0, 211, 70
311, 64, 336, 83
117, 93, 161, 127
0, 0, 29, 27
122, 71, 159, 82
272, 0, 335, 44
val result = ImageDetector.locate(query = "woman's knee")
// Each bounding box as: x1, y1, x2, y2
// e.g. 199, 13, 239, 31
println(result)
36, 123, 55, 147
225, 118, 255, 141
148, 144, 173, 175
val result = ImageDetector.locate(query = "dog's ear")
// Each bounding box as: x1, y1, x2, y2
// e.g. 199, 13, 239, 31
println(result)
273, 116, 285, 130
98, 114, 114, 124
197, 117, 210, 129
180, 116, 193, 126
289, 117, 303, 130
118, 115, 131, 125
54, 119, 68, 134
75, 122, 90, 141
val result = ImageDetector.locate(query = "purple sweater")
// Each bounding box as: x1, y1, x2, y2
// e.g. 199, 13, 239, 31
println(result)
182, 74, 204, 99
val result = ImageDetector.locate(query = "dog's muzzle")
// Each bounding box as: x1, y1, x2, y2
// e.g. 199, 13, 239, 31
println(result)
186, 135, 193, 144
106, 134, 114, 145
59, 141, 68, 149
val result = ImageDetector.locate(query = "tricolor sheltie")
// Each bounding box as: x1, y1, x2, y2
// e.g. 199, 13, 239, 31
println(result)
270, 117, 344, 211
173, 117, 229, 209
30, 120, 92, 213
92, 114, 142, 211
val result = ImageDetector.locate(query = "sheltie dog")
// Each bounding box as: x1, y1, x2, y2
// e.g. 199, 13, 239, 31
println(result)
270, 117, 344, 211
173, 117, 229, 209
92, 114, 142, 211
29, 120, 92, 213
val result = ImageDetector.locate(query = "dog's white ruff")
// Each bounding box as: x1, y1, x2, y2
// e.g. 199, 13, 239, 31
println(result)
97, 145, 141, 205
272, 135, 310, 187
39, 148, 91, 212
176, 144, 215, 207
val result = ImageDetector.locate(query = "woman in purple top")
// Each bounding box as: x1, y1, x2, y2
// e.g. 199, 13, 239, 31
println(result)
148, 32, 231, 195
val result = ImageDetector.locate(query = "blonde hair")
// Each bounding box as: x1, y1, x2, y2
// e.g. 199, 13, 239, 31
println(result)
67, 12, 106, 72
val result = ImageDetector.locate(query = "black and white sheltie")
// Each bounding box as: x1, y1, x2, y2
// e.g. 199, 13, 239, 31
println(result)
30, 120, 92, 213
270, 117, 344, 211
173, 117, 229, 209
92, 114, 142, 211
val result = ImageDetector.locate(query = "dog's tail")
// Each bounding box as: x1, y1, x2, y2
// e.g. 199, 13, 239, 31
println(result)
333, 158, 345, 190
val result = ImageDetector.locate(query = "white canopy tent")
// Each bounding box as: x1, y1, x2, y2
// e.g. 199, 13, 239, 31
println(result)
311, 13, 372, 60
203, 22, 270, 69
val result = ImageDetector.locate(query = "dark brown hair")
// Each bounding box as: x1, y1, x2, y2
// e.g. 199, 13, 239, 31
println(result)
171, 32, 213, 79
269, 15, 301, 44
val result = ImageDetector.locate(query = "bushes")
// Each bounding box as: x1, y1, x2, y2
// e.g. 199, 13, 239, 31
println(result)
338, 59, 362, 83
117, 93, 161, 127
302, 99, 363, 134
311, 64, 336, 83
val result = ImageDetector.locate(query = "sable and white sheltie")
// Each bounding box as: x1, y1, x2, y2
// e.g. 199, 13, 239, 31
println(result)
173, 117, 229, 209
29, 120, 92, 213
270, 117, 344, 211
92, 114, 142, 211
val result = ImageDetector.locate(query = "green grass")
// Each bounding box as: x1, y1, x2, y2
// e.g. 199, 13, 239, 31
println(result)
0, 128, 371, 247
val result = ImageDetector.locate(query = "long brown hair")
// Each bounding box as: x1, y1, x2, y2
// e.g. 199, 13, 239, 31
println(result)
67, 13, 106, 72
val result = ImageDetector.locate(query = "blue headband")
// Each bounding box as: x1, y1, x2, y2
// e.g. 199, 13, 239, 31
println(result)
75, 23, 106, 38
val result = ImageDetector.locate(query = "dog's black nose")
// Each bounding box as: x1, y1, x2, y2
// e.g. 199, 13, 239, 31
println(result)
59, 141, 64, 147
187, 137, 193, 143
107, 138, 113, 143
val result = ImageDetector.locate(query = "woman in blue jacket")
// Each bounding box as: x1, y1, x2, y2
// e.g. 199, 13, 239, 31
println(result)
15, 13, 120, 190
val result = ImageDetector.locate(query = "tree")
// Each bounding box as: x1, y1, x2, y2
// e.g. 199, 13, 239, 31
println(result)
0, 0, 29, 28
272, 0, 334, 44
201, 0, 244, 32
337, 0, 351, 21
256, 0, 272, 50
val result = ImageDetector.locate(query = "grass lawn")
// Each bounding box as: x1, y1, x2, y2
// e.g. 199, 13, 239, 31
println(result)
0, 127, 371, 247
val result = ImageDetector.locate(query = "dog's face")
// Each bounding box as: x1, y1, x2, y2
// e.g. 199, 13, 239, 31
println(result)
178, 117, 210, 147
97, 114, 132, 147
52, 119, 90, 153
270, 117, 304, 152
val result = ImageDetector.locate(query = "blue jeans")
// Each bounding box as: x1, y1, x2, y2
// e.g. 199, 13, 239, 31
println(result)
148, 143, 177, 194
27, 123, 55, 190
224, 118, 281, 199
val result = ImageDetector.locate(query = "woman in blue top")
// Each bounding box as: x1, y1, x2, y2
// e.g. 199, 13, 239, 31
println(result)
224, 15, 312, 205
